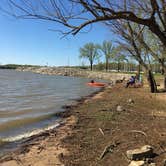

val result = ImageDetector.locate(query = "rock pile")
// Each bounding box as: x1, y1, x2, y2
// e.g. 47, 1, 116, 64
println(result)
126, 145, 156, 166
16, 66, 131, 82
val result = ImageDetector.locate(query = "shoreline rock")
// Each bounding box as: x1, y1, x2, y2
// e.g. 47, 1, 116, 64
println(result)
16, 66, 131, 82
126, 145, 154, 161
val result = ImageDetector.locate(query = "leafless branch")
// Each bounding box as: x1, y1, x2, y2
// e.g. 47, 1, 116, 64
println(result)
1, 0, 166, 45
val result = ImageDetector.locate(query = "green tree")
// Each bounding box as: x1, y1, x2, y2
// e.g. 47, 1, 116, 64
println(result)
98, 41, 115, 71
113, 54, 127, 72
79, 43, 99, 71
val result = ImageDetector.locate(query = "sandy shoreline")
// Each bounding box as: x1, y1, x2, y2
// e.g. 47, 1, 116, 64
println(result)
1, 83, 166, 165
0, 116, 76, 166
0, 87, 105, 166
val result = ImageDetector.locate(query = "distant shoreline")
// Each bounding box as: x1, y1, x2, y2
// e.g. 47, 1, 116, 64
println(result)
0, 65, 40, 70
16, 66, 131, 82
0, 67, 16, 69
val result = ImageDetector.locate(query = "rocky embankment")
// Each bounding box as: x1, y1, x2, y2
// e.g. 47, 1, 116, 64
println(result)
17, 67, 131, 82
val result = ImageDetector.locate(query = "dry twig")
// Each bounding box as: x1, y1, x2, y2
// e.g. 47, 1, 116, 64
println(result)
99, 128, 105, 136
129, 130, 147, 137
99, 142, 120, 160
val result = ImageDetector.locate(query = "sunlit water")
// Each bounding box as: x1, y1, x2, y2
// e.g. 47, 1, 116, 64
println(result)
0, 69, 102, 155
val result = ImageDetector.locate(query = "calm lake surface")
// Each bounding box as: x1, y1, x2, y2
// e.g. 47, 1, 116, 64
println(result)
0, 70, 101, 151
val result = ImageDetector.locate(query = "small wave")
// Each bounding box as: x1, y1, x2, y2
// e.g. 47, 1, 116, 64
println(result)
1, 123, 60, 142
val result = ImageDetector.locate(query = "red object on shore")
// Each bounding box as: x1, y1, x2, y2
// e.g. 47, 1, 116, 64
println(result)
87, 82, 106, 87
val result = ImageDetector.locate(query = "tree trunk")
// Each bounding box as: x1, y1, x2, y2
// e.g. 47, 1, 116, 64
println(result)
90, 61, 93, 71
146, 70, 157, 93
164, 74, 166, 89
105, 59, 108, 72
163, 67, 166, 89
160, 63, 166, 89
137, 64, 141, 80
117, 61, 120, 72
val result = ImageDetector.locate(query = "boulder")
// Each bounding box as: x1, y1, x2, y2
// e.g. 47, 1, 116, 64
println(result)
116, 105, 125, 112
126, 145, 153, 160
128, 98, 134, 104
148, 163, 156, 166
128, 160, 145, 166
163, 159, 166, 166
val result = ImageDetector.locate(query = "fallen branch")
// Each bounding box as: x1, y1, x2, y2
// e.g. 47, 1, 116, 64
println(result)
99, 128, 104, 136
158, 144, 166, 154
99, 142, 120, 160
129, 130, 147, 137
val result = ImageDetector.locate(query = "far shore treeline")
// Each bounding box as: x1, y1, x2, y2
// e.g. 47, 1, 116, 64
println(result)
0, 64, 40, 69
1, 63, 161, 74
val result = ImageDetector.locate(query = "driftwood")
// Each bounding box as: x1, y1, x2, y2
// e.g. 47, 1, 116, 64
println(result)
99, 128, 104, 136
129, 130, 147, 137
99, 142, 120, 160
158, 143, 166, 154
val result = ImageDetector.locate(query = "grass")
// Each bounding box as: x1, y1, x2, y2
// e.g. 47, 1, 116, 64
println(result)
94, 111, 119, 121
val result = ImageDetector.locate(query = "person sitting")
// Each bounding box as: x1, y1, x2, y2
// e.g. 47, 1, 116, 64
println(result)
91, 80, 94, 83
125, 76, 136, 88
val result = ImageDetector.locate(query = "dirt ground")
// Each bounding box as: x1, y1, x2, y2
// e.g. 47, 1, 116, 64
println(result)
0, 83, 166, 166
61, 84, 166, 166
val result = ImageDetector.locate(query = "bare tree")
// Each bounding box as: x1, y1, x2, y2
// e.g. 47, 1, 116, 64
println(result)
2, 0, 166, 46
134, 27, 166, 89
110, 20, 157, 92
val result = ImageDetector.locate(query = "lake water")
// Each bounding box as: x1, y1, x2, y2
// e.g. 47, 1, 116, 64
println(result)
0, 69, 101, 155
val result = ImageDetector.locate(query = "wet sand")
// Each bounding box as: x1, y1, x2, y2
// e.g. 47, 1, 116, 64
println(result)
0, 115, 76, 166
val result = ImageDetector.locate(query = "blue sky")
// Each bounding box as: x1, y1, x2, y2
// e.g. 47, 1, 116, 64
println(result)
0, 13, 116, 66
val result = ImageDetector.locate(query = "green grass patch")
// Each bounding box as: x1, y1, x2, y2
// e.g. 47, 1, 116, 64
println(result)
94, 111, 119, 121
